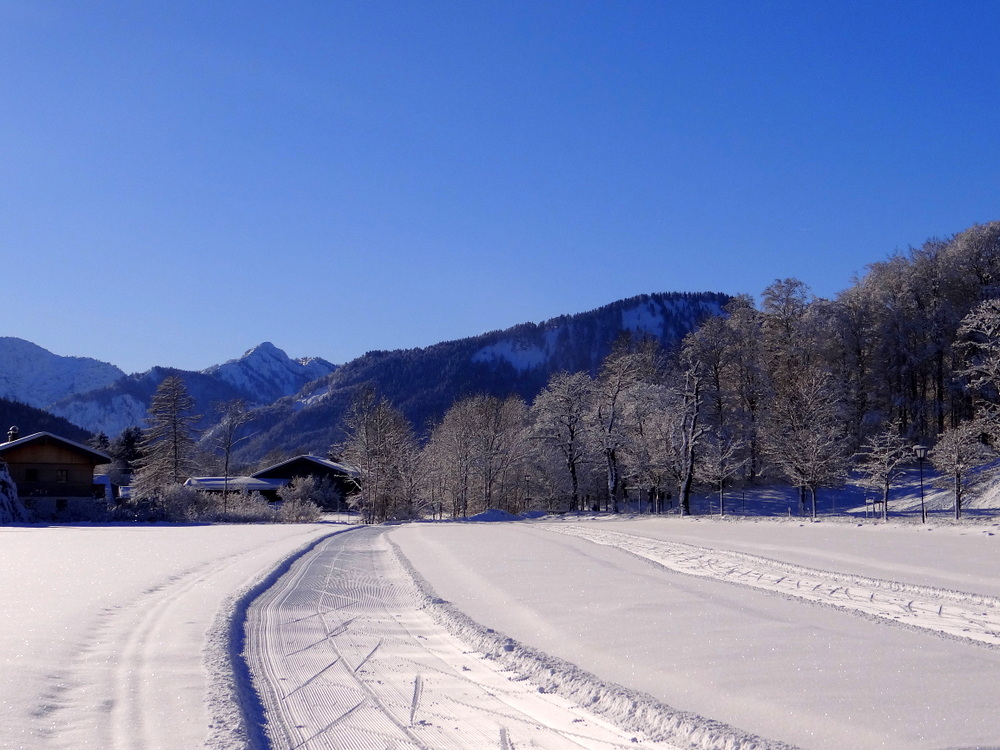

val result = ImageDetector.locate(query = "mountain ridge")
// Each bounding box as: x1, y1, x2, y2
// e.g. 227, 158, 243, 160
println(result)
233, 291, 730, 461
1, 291, 729, 460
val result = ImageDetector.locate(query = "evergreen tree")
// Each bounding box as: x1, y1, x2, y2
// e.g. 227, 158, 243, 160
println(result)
132, 376, 200, 500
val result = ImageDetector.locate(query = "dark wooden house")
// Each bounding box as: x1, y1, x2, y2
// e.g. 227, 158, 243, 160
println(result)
252, 455, 359, 509
0, 427, 111, 519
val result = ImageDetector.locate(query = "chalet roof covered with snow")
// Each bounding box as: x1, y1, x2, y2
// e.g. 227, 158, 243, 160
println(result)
251, 454, 360, 480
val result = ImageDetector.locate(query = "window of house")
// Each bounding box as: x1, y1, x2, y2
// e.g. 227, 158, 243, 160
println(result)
57, 469, 68, 483
25, 468, 38, 482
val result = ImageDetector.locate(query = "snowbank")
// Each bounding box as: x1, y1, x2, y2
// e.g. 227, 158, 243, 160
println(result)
465, 508, 523, 522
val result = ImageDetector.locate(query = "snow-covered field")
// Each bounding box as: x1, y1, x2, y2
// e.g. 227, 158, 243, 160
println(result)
2, 510, 999, 749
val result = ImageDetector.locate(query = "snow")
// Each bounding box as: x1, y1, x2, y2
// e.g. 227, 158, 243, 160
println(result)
203, 342, 335, 404
621, 302, 666, 338
2, 511, 1000, 749
466, 508, 524, 522
472, 339, 549, 371
393, 516, 1000, 750
0, 523, 334, 749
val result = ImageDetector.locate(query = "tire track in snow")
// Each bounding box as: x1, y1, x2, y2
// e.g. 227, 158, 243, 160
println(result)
542, 524, 1000, 648
245, 527, 687, 750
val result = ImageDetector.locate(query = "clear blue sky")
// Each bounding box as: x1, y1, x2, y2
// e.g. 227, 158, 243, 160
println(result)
2, 1, 998, 374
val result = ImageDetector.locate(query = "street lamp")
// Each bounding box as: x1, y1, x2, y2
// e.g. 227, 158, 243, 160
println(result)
913, 444, 929, 524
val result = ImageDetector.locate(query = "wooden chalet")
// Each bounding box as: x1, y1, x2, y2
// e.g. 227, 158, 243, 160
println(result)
0, 427, 111, 519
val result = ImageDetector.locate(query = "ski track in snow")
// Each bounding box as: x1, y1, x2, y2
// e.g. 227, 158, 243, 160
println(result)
542, 524, 1000, 649
244, 526, 687, 750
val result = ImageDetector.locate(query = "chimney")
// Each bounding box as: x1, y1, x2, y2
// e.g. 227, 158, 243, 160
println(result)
7, 426, 19, 443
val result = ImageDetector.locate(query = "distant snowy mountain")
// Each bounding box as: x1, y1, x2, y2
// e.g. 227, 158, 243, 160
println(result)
0, 338, 124, 409
204, 342, 336, 405
47, 343, 336, 437
235, 292, 731, 461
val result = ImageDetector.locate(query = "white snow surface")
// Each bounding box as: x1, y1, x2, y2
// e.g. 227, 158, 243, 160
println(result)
0, 523, 334, 749
472, 338, 551, 372
49, 392, 150, 436
3, 514, 1000, 749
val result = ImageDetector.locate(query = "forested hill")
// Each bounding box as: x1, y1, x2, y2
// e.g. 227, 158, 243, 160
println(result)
237, 292, 730, 461
0, 398, 93, 444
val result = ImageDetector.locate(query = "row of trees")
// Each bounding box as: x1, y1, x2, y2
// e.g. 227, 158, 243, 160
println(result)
99, 222, 1000, 524
338, 222, 1000, 523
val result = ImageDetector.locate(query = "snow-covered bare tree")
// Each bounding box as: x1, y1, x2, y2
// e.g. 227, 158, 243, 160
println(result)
132, 375, 200, 501
930, 421, 994, 520
529, 371, 594, 512
337, 386, 419, 523
761, 277, 814, 382
682, 312, 748, 513
212, 399, 253, 500
723, 296, 769, 480
470, 395, 528, 514
762, 369, 849, 518
853, 421, 912, 520
957, 298, 1000, 412
620, 379, 670, 510
426, 399, 477, 518
698, 426, 748, 516
669, 356, 705, 516
591, 338, 660, 512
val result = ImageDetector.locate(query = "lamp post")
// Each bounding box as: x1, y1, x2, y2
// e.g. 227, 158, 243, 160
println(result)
913, 444, 929, 524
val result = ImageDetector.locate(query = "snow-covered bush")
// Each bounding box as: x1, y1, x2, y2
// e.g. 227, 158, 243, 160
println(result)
151, 487, 278, 523
0, 461, 30, 523
158, 483, 207, 521
276, 496, 322, 523
214, 491, 274, 523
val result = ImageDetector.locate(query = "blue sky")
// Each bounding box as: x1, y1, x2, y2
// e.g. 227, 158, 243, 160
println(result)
2, 1, 998, 374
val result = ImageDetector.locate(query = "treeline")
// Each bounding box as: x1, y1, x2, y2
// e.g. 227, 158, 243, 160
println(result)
0, 397, 93, 444
336, 221, 1000, 522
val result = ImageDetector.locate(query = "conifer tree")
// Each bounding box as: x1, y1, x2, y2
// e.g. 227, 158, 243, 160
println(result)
132, 375, 200, 500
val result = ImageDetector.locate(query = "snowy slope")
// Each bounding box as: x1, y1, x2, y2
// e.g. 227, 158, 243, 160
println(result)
202, 341, 336, 405
0, 337, 124, 409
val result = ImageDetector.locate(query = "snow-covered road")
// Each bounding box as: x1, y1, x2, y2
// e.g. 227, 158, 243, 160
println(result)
245, 525, 686, 749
